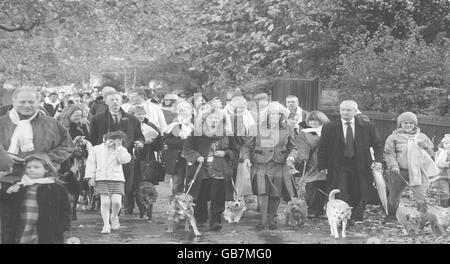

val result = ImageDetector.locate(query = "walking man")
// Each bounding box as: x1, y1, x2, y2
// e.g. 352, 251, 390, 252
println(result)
317, 100, 382, 225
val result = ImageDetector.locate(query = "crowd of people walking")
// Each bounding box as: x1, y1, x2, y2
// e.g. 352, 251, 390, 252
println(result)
0, 85, 449, 243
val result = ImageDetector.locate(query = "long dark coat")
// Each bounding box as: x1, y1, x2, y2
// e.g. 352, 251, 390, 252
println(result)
317, 117, 383, 201
182, 134, 239, 201
162, 124, 188, 176
1, 183, 72, 244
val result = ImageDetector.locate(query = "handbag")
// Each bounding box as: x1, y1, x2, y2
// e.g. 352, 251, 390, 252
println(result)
235, 162, 253, 196
141, 153, 166, 185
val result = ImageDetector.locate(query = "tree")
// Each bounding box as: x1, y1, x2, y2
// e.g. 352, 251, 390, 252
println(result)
0, 0, 205, 87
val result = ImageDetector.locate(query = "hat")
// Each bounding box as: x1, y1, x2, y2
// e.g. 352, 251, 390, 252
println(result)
254, 93, 269, 101
101, 86, 116, 95
397, 112, 418, 126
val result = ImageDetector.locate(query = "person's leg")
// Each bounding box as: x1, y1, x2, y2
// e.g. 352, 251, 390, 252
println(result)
268, 196, 280, 229
347, 167, 363, 221
314, 180, 328, 217
304, 182, 315, 217
257, 195, 269, 228
100, 195, 112, 233
194, 179, 209, 225
436, 179, 450, 208
209, 178, 225, 230
386, 170, 407, 217
123, 162, 135, 214
171, 174, 184, 196
110, 194, 122, 230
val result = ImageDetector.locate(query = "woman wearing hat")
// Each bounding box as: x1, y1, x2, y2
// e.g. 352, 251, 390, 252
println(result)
182, 108, 239, 231
241, 102, 297, 230
383, 111, 436, 223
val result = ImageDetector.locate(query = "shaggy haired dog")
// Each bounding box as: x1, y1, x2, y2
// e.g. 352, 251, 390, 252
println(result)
167, 193, 201, 236
326, 189, 352, 238
396, 203, 423, 235
284, 198, 308, 228
223, 197, 247, 223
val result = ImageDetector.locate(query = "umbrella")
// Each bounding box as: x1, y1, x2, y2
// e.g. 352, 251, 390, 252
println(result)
372, 164, 388, 215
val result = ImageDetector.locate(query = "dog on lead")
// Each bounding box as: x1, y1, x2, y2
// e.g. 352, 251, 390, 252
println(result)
326, 189, 352, 239
167, 193, 201, 236
395, 203, 424, 235
284, 198, 308, 228
223, 196, 247, 224
136, 181, 158, 221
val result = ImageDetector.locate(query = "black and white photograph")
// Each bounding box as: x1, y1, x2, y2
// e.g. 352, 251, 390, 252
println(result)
0, 0, 449, 248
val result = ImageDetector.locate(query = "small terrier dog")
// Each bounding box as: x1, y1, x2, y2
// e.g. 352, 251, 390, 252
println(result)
136, 181, 158, 221
326, 189, 352, 238
167, 193, 201, 236
425, 206, 450, 237
223, 197, 247, 223
284, 198, 308, 228
396, 203, 423, 235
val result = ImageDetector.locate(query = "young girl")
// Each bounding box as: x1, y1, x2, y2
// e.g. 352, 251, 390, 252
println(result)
85, 131, 131, 234
434, 134, 450, 207
3, 153, 71, 244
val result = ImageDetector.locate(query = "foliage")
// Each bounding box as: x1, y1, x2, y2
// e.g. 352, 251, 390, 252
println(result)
0, 0, 204, 86
336, 25, 449, 114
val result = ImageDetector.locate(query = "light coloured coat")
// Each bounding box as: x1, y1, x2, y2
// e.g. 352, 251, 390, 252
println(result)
84, 144, 131, 182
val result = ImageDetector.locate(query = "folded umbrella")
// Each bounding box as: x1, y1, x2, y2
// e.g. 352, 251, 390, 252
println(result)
372, 164, 388, 215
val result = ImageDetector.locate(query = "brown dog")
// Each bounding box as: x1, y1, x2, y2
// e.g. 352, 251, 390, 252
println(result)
167, 193, 201, 236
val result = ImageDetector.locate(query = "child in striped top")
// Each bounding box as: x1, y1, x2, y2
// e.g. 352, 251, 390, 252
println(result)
5, 153, 71, 244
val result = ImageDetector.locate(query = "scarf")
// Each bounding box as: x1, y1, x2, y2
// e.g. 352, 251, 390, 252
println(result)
141, 122, 159, 143
17, 185, 39, 244
223, 104, 256, 134
396, 129, 439, 186
301, 126, 323, 137
8, 109, 38, 154
17, 174, 55, 187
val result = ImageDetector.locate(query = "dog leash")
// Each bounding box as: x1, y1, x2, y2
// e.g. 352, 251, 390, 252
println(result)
394, 171, 439, 209
230, 176, 239, 199
185, 161, 203, 195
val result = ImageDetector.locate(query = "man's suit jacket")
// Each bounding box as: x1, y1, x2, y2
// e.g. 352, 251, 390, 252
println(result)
89, 108, 145, 152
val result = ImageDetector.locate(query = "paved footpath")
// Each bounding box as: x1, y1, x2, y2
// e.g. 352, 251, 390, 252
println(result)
66, 177, 449, 244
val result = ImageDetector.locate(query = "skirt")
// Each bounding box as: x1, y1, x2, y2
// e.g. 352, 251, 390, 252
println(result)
95, 180, 125, 196
251, 160, 296, 198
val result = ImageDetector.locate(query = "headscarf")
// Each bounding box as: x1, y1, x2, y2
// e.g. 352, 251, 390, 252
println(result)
57, 104, 84, 129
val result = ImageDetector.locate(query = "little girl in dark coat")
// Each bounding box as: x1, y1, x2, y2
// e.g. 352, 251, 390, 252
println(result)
2, 153, 71, 244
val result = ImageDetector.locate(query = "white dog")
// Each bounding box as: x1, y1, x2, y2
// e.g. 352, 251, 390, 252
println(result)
326, 189, 352, 238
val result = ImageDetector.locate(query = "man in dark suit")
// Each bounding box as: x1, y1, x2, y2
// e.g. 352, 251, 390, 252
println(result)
89, 90, 145, 214
44, 92, 64, 117
317, 100, 382, 225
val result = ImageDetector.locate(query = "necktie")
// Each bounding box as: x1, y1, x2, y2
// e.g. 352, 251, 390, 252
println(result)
113, 115, 118, 125
345, 121, 355, 158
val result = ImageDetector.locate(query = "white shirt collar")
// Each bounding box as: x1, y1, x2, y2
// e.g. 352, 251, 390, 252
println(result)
341, 117, 355, 125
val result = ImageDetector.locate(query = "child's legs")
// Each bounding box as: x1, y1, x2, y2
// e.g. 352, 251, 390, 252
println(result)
100, 195, 112, 226
386, 170, 407, 216
209, 178, 225, 225
111, 194, 122, 219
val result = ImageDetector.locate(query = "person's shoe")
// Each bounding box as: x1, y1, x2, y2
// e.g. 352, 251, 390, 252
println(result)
111, 217, 120, 230
101, 225, 111, 234
307, 213, 315, 219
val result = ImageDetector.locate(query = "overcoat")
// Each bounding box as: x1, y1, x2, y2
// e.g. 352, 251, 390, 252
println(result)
1, 183, 71, 244
317, 117, 383, 201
